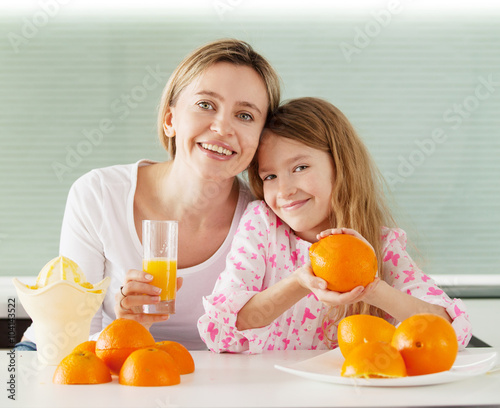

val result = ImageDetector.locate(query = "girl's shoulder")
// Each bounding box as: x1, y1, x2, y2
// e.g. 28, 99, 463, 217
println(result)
242, 200, 275, 221
380, 226, 408, 251
241, 200, 294, 236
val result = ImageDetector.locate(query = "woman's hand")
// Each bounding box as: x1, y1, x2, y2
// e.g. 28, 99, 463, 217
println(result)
114, 269, 183, 330
294, 263, 381, 308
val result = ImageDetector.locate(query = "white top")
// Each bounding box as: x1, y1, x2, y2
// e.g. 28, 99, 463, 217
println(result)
23, 160, 253, 350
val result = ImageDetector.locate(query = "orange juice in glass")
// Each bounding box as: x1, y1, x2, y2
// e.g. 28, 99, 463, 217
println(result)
142, 220, 178, 314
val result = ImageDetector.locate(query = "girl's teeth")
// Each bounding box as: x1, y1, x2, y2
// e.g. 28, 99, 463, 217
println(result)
201, 143, 233, 156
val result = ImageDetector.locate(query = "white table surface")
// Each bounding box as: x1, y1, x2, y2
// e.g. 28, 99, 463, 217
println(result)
2, 349, 499, 408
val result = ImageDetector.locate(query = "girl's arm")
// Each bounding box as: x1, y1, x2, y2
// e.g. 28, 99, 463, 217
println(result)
303, 227, 471, 349
236, 264, 366, 330
198, 201, 276, 353
235, 269, 309, 330
361, 279, 453, 323
373, 227, 471, 348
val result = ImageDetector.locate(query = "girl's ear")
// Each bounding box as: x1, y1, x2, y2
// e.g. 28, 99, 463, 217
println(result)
163, 109, 176, 138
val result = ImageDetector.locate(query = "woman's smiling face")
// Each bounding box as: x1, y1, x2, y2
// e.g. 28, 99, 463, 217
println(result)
164, 62, 269, 181
257, 130, 335, 242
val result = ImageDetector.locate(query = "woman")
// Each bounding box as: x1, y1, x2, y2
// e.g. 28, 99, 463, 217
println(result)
19, 39, 281, 350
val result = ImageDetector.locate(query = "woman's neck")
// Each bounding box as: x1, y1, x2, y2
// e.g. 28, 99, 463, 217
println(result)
148, 160, 239, 224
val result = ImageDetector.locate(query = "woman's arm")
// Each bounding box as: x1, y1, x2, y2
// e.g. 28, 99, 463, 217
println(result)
59, 172, 108, 335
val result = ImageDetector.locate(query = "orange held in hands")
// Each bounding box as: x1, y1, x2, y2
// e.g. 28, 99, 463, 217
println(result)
391, 313, 458, 376
309, 234, 377, 292
341, 341, 407, 378
53, 351, 112, 384
337, 315, 396, 358
154, 341, 195, 375
95, 318, 155, 375
119, 348, 181, 386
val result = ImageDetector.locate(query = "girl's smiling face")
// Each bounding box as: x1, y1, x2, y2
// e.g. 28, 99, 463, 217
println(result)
164, 62, 269, 182
257, 130, 335, 242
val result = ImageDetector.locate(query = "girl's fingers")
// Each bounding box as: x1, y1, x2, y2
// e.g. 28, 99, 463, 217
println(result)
316, 228, 343, 239
314, 285, 365, 306
295, 265, 326, 291
315, 228, 375, 253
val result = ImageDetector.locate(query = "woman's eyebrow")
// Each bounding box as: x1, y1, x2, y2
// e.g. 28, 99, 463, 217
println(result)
195, 90, 262, 115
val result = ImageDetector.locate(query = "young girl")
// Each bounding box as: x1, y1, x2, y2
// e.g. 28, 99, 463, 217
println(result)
197, 97, 472, 353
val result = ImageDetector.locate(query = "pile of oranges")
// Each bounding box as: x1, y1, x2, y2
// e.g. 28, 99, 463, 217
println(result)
53, 318, 195, 386
338, 313, 459, 378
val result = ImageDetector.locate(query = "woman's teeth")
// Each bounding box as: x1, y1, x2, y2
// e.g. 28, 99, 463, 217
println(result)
200, 143, 233, 156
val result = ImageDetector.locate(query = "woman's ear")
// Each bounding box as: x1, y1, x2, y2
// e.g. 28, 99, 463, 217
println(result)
163, 109, 176, 138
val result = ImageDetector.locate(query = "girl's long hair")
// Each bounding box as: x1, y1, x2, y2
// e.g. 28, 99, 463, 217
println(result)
248, 97, 396, 338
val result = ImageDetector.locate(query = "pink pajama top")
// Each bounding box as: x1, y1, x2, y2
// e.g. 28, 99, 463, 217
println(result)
198, 200, 472, 354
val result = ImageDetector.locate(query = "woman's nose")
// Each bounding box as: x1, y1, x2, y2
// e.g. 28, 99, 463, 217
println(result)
210, 111, 234, 137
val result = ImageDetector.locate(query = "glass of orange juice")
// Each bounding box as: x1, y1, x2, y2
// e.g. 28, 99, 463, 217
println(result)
142, 220, 178, 314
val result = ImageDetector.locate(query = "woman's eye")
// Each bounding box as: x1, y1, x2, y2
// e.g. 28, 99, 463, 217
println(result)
294, 165, 308, 172
238, 112, 253, 121
197, 101, 213, 110
262, 174, 276, 181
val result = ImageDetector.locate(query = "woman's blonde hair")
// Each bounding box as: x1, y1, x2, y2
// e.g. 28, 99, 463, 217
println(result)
157, 38, 281, 158
248, 97, 396, 335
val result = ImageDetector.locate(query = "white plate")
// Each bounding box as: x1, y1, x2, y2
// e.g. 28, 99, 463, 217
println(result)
275, 348, 497, 387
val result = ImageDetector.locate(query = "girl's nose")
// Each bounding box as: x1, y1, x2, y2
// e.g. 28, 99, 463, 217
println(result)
277, 177, 297, 198
210, 111, 234, 137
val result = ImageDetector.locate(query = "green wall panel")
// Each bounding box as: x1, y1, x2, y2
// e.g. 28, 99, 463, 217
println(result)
0, 10, 499, 276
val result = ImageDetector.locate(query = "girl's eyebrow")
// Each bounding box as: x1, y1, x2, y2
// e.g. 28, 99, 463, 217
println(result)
195, 90, 262, 115
259, 154, 311, 174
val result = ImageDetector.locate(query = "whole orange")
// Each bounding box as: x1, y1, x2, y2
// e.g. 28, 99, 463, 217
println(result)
309, 234, 377, 292
72, 340, 97, 354
95, 318, 155, 375
341, 341, 407, 378
391, 313, 458, 376
119, 348, 181, 386
337, 315, 396, 358
154, 341, 195, 375
53, 351, 112, 384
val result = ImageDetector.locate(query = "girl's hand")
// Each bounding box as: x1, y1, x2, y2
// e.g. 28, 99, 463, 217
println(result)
294, 263, 381, 307
114, 269, 183, 330
317, 227, 375, 253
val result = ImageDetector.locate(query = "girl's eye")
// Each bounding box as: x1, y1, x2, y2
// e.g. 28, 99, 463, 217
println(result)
197, 101, 213, 110
238, 112, 253, 121
294, 165, 308, 172
262, 174, 276, 181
